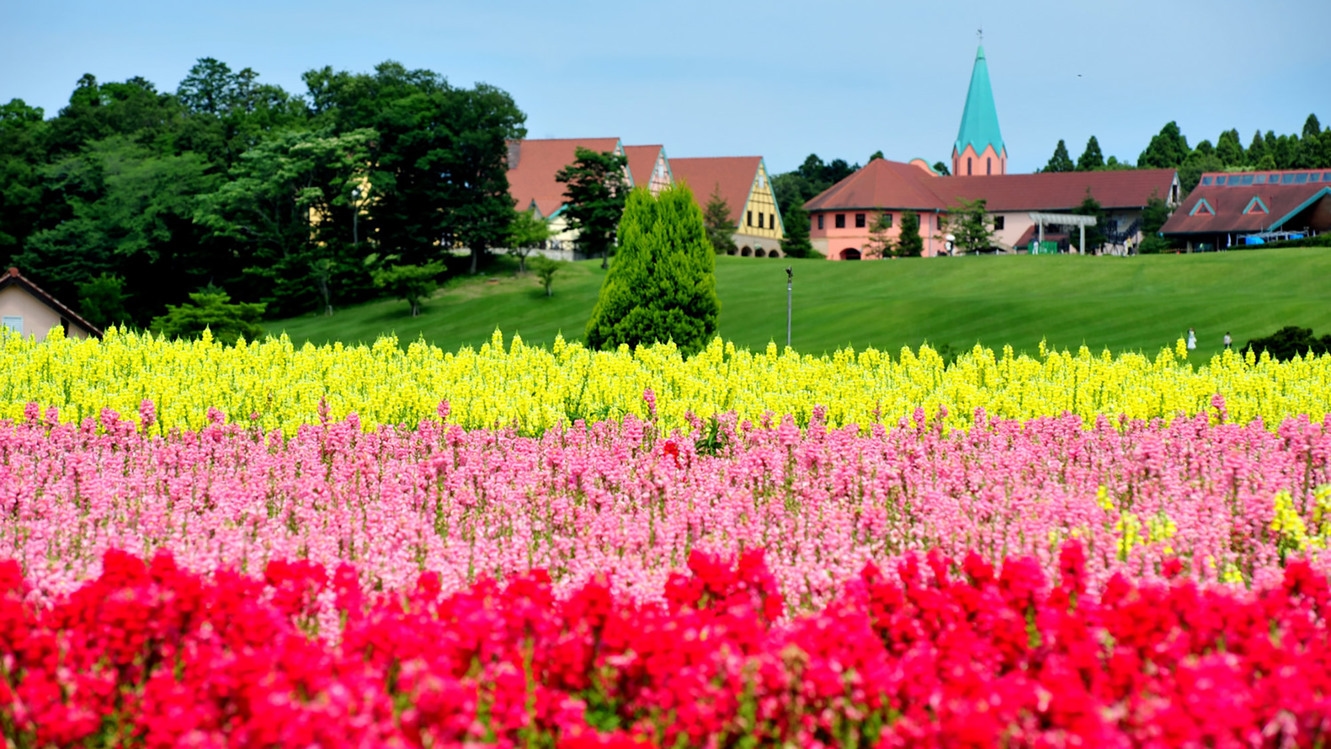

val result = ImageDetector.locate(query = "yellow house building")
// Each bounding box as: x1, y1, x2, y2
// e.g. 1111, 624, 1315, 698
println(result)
669, 156, 785, 257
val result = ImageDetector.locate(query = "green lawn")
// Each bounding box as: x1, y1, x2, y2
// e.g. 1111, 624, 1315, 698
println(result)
266, 248, 1331, 359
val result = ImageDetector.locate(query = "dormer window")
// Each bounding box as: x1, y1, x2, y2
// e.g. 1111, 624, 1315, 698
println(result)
1190, 198, 1215, 216
1243, 196, 1269, 215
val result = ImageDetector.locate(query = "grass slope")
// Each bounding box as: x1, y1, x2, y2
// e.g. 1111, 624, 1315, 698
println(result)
267, 248, 1331, 359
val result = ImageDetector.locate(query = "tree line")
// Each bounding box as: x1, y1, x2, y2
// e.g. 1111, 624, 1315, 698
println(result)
1041, 115, 1331, 193
0, 58, 526, 332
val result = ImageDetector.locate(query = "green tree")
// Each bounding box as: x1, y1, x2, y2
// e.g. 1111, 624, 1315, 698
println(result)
895, 211, 924, 257
527, 255, 563, 297
1179, 151, 1224, 194
946, 198, 994, 254
701, 185, 737, 255
77, 273, 130, 329
556, 146, 628, 269
1303, 114, 1322, 140
867, 150, 885, 161
1072, 190, 1108, 253
372, 261, 442, 316
778, 203, 814, 258
1244, 326, 1331, 362
194, 128, 376, 317
1247, 130, 1268, 166
1076, 136, 1105, 171
0, 99, 48, 258
1216, 129, 1245, 166
584, 184, 719, 356
505, 209, 549, 274
174, 58, 306, 170
150, 288, 266, 345
932, 161, 951, 176
1138, 121, 1190, 169
865, 212, 894, 259
1044, 140, 1074, 173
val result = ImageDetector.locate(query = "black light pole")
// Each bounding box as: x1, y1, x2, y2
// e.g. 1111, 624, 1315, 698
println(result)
351, 188, 360, 246
785, 266, 793, 348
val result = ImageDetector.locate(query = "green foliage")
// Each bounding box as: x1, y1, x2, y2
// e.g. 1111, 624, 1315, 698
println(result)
1303, 114, 1322, 140
1179, 151, 1224, 195
1141, 193, 1172, 236
932, 161, 951, 176
1243, 326, 1331, 362
556, 147, 628, 269
1072, 191, 1108, 253
1136, 235, 1173, 255
372, 262, 442, 317
527, 255, 564, 297
584, 185, 719, 356
895, 211, 924, 258
778, 204, 814, 259
1076, 136, 1104, 171
1138, 121, 1190, 169
702, 186, 737, 255
1216, 129, 1245, 166
1044, 140, 1074, 173
867, 150, 885, 162
865, 213, 893, 259
77, 273, 130, 329
0, 99, 48, 257
945, 198, 994, 254
506, 209, 550, 274
150, 288, 266, 345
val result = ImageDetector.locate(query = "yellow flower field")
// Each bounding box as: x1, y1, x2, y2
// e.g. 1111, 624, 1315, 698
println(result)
2, 327, 1328, 434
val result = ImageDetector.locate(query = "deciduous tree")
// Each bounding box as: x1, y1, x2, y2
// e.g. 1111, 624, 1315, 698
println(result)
506, 209, 549, 274
945, 198, 995, 254
556, 147, 628, 270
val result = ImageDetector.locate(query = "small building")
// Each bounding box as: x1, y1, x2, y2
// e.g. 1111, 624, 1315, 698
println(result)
804, 159, 1179, 259
669, 156, 785, 257
506, 137, 628, 258
624, 144, 674, 196
1161, 169, 1331, 251
0, 267, 102, 341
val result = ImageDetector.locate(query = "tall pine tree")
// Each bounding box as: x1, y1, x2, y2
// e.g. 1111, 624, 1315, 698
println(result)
1044, 140, 1074, 173
584, 185, 720, 356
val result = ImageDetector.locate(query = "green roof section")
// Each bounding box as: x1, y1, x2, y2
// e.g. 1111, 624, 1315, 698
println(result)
954, 46, 1005, 157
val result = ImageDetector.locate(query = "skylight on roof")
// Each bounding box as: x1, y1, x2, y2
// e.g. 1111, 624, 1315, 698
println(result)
1241, 175, 1254, 185
1201, 176, 1213, 186
1254, 175, 1267, 184
1282, 174, 1296, 184
1227, 175, 1242, 186
1295, 174, 1308, 184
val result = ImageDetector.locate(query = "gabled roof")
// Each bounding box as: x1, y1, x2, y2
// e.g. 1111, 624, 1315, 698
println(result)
506, 138, 622, 218
1162, 179, 1331, 235
669, 156, 764, 224
624, 145, 671, 191
803, 159, 1177, 213
954, 46, 1004, 157
0, 267, 103, 338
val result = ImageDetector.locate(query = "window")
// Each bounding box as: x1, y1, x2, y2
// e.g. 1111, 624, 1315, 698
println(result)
835, 213, 846, 228
1295, 174, 1308, 184
769, 213, 776, 229
986, 158, 992, 175
817, 214, 824, 230
1, 316, 20, 335
1282, 173, 1296, 184
747, 210, 753, 227
854, 213, 866, 228
993, 215, 1005, 230
1254, 175, 1267, 184
1201, 176, 1213, 186
758, 213, 764, 229
1240, 175, 1254, 185
880, 213, 892, 227
967, 157, 973, 175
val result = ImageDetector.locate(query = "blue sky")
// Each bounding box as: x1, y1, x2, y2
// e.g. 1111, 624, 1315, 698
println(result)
3, 0, 1329, 174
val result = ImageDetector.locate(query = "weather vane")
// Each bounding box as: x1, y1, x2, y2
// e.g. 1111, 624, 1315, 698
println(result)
977, 27, 983, 43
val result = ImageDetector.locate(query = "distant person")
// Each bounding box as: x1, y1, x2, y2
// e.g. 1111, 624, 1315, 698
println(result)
1223, 331, 1232, 349
1187, 327, 1197, 351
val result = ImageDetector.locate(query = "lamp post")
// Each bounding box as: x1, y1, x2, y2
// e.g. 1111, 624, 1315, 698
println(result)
351, 188, 360, 246
785, 266, 793, 349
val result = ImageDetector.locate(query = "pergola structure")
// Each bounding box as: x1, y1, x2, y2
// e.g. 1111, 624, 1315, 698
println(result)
1028, 212, 1097, 254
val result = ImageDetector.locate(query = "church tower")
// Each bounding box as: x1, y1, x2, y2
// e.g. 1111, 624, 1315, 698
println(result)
952, 45, 1006, 177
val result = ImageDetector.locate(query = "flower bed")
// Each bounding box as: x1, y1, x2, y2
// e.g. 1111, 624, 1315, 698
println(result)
4, 546, 1330, 747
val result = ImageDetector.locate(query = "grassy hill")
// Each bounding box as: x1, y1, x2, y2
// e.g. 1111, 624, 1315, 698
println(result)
266, 248, 1331, 360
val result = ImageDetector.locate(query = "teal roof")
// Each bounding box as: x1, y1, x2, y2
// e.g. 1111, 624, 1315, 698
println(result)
954, 46, 1004, 157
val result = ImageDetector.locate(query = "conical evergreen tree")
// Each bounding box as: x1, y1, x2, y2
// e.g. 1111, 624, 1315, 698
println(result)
584, 185, 720, 356
1076, 136, 1104, 171
1044, 140, 1074, 173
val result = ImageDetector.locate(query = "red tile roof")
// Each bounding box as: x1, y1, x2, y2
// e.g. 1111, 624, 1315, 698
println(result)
506, 138, 622, 217
804, 159, 1178, 213
0, 267, 103, 338
1161, 180, 1331, 235
623, 145, 668, 191
668, 156, 763, 224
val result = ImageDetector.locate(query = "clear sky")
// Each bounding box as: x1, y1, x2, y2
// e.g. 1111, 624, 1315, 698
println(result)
3, 0, 1329, 174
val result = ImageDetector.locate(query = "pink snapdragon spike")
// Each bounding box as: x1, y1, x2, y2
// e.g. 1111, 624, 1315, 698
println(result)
3, 546, 1331, 746
1, 411, 1330, 606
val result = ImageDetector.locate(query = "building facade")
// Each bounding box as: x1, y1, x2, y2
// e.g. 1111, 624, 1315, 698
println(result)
0, 267, 102, 341
670, 156, 786, 257
1162, 169, 1331, 250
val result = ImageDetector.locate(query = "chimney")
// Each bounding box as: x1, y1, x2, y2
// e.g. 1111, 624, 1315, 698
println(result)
507, 140, 521, 170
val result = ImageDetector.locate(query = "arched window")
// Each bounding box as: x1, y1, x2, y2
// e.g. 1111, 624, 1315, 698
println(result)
840, 248, 862, 260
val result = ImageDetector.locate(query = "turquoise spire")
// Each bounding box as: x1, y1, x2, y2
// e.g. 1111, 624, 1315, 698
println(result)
954, 46, 1004, 157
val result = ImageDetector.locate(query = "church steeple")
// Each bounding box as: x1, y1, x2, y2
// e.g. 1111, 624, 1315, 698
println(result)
952, 45, 1007, 176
